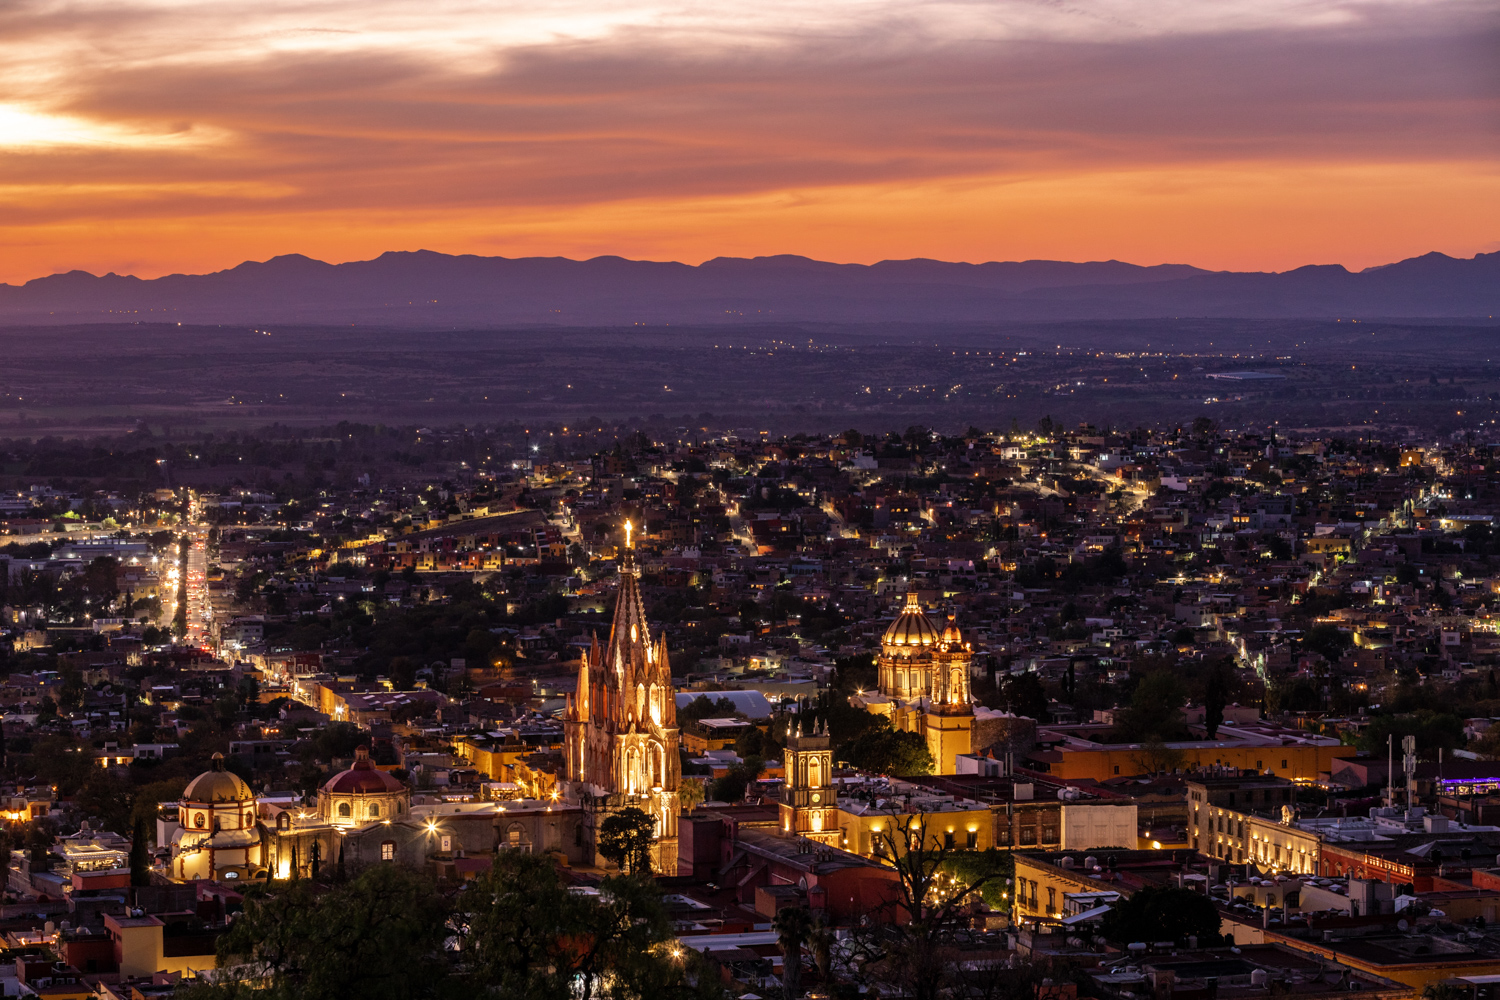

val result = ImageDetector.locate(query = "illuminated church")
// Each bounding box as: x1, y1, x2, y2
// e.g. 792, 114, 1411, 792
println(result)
563, 523, 682, 874
850, 591, 976, 774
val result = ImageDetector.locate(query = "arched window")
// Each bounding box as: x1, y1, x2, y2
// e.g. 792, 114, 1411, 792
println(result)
369, 803, 380, 818
396, 802, 404, 815
338, 802, 351, 818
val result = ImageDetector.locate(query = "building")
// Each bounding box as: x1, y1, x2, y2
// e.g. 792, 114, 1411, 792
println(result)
317, 746, 412, 826
1187, 773, 1320, 873
1025, 721, 1356, 783
851, 592, 976, 774
780, 718, 837, 844
563, 522, 682, 873
168, 754, 265, 881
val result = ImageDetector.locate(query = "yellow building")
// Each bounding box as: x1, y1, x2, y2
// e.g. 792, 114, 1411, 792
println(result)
851, 592, 975, 774
105, 912, 218, 980
1025, 724, 1355, 783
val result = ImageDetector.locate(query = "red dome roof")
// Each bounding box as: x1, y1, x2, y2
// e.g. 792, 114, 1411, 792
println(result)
323, 748, 405, 795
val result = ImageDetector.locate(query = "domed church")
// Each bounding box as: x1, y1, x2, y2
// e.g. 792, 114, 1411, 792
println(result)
850, 591, 976, 774
318, 746, 411, 826
171, 754, 267, 881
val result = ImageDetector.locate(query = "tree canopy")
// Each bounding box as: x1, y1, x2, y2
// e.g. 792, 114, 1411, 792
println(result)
598, 806, 657, 874
1100, 886, 1222, 945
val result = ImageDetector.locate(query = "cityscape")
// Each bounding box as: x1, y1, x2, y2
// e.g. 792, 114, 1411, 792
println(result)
3, 414, 1500, 997
2, 0, 1497, 996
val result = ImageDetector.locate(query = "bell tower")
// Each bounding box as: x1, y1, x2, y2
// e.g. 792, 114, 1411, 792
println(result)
780, 718, 839, 845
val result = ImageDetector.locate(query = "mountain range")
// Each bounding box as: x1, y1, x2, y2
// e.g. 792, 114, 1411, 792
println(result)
1, 249, 1496, 327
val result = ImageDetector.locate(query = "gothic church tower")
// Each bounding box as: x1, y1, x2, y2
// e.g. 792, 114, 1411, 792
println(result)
564, 522, 680, 873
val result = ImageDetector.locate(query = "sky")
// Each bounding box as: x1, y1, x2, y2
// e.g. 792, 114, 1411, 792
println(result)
0, 0, 1497, 283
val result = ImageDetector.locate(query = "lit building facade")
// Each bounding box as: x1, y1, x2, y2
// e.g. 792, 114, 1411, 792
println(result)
852, 592, 976, 774
781, 719, 838, 844
170, 754, 265, 881
563, 523, 682, 873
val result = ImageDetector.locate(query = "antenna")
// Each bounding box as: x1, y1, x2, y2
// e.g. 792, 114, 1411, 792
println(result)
1386, 734, 1394, 809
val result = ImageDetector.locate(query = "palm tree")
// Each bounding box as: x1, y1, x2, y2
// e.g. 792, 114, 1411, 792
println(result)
773, 904, 812, 999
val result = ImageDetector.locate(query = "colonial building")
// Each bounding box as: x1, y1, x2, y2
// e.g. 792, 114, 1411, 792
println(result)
781, 718, 837, 845
318, 747, 411, 826
563, 523, 682, 873
851, 592, 977, 774
170, 754, 264, 881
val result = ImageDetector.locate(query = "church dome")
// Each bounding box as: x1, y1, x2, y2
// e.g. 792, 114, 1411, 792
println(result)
323, 746, 405, 795
883, 592, 941, 647
182, 754, 254, 804
940, 614, 963, 647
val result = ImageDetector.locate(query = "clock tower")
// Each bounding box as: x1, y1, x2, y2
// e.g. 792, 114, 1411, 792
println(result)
780, 718, 839, 845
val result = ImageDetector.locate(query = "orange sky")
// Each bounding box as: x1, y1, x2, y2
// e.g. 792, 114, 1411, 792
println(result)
1, 0, 1496, 283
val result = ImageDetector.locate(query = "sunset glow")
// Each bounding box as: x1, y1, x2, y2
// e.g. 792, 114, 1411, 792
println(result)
1, 0, 1495, 281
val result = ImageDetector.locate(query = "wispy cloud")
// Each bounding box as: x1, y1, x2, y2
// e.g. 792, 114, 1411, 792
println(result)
0, 0, 1495, 280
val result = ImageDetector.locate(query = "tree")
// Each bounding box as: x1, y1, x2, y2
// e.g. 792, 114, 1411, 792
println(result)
190, 863, 453, 1000
1303, 623, 1352, 664
458, 851, 579, 1000
1131, 739, 1186, 776
130, 815, 151, 887
1100, 885, 1221, 945
997, 673, 1048, 720
1357, 711, 1465, 760
598, 807, 656, 875
840, 810, 1008, 1000
1117, 668, 1187, 742
1203, 663, 1228, 739
840, 725, 934, 776
677, 778, 706, 813
773, 905, 812, 999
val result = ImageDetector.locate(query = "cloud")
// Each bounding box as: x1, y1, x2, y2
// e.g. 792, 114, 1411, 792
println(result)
0, 0, 1494, 279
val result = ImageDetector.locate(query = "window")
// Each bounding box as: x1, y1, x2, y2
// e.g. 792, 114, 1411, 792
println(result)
1047, 887, 1056, 912
1042, 826, 1057, 843
369, 803, 381, 818
1256, 760, 1263, 770
966, 830, 978, 849
194, 812, 205, 829
1020, 827, 1036, 845
997, 828, 1011, 845
944, 831, 955, 850
1281, 759, 1288, 770
1113, 765, 1120, 775
381, 841, 395, 861
338, 802, 351, 818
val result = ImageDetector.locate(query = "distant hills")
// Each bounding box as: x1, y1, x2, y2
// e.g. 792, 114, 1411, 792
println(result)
1, 249, 1496, 327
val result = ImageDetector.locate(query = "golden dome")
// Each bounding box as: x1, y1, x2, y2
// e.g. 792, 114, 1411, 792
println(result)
182, 754, 254, 804
883, 592, 940, 647
941, 614, 963, 647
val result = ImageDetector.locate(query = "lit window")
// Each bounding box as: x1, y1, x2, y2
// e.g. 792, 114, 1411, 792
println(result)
338, 802, 351, 818
381, 841, 395, 861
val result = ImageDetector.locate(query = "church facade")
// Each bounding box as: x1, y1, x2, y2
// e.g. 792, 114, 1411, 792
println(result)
851, 591, 976, 774
563, 524, 682, 874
